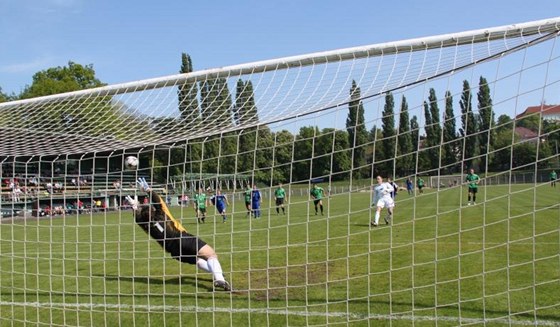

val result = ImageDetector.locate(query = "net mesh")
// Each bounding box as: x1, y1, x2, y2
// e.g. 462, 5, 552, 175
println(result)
0, 17, 559, 326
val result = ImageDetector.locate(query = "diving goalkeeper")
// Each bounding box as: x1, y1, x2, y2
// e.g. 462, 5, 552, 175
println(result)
126, 178, 231, 291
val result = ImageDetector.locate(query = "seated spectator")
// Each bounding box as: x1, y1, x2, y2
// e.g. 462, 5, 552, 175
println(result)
113, 179, 121, 190
45, 182, 53, 194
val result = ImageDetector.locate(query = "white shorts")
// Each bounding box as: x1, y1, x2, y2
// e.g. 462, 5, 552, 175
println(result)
375, 197, 394, 209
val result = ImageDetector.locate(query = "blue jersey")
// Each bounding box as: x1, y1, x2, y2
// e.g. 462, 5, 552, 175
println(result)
251, 190, 261, 209
215, 194, 227, 210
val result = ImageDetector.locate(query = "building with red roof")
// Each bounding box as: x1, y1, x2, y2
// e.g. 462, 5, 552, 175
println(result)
516, 104, 560, 121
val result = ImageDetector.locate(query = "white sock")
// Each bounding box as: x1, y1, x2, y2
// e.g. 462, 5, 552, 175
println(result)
207, 257, 225, 281
374, 210, 380, 224
196, 258, 211, 272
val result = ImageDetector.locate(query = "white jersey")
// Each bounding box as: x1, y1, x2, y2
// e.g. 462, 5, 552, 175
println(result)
373, 182, 395, 208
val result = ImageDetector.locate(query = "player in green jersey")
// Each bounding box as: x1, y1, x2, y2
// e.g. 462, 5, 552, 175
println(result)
274, 183, 287, 215
466, 168, 480, 206
244, 184, 252, 217
310, 184, 326, 215
416, 176, 425, 194
194, 187, 208, 223
550, 170, 557, 188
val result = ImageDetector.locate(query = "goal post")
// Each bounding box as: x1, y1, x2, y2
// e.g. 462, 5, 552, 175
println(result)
1, 17, 560, 326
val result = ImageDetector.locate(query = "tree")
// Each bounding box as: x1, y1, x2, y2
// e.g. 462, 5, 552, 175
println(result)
420, 89, 443, 173
234, 79, 258, 125
0, 87, 12, 103
19, 61, 104, 99
178, 53, 200, 127
381, 92, 396, 174
459, 80, 478, 170
410, 115, 420, 174
397, 95, 413, 175
442, 91, 458, 172
477, 76, 495, 170
346, 80, 368, 179
271, 130, 295, 183
293, 126, 317, 182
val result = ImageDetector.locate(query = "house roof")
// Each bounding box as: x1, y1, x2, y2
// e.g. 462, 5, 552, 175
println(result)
514, 126, 538, 140
516, 104, 560, 119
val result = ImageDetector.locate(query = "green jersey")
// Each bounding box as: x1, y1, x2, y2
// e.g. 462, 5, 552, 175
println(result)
275, 187, 286, 199
417, 178, 424, 187
310, 186, 325, 200
551, 171, 557, 180
244, 188, 252, 202
195, 193, 207, 209
466, 173, 480, 189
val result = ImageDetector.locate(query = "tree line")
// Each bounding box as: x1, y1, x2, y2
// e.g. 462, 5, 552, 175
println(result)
1, 55, 558, 185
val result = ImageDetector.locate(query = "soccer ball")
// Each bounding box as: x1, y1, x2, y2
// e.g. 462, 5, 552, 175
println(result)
125, 156, 138, 170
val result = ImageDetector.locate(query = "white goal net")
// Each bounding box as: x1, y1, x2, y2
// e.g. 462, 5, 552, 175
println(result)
1, 17, 559, 326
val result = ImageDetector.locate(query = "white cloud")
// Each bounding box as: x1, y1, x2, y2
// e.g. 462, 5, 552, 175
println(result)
0, 57, 55, 74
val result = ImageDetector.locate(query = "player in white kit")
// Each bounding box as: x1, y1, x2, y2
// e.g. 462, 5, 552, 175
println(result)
371, 175, 395, 227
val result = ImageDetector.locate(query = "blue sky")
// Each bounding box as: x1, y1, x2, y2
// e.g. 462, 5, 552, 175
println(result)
2, 0, 560, 96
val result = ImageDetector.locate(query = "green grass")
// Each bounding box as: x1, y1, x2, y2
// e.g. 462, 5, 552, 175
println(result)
1, 183, 559, 326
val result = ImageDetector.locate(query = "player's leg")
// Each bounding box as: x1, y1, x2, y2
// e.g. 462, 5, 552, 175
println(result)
319, 199, 324, 215
472, 188, 477, 204
467, 189, 472, 205
372, 199, 384, 226
197, 244, 231, 291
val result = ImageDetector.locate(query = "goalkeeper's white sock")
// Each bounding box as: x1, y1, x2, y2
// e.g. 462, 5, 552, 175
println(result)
374, 210, 380, 225
196, 258, 211, 272
207, 257, 225, 281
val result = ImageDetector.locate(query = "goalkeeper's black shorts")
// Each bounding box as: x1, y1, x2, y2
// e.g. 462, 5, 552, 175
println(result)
164, 232, 207, 265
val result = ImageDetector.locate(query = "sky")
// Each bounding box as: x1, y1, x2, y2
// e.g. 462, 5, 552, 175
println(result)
2, 0, 560, 96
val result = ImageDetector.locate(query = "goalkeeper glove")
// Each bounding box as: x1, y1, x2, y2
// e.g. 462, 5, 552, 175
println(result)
137, 177, 151, 192
125, 195, 139, 210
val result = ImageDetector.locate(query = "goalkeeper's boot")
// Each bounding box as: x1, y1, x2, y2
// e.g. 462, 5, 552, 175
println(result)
214, 279, 232, 291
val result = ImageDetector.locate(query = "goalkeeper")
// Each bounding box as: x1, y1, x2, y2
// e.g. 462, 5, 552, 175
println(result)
126, 178, 231, 291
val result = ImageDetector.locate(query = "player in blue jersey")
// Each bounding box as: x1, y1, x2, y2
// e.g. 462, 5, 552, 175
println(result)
251, 184, 262, 219
212, 189, 230, 223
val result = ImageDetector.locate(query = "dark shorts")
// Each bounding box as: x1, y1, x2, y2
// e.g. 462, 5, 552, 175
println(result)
169, 233, 207, 265
276, 198, 284, 206
313, 199, 321, 206
245, 201, 251, 207
468, 187, 478, 194
198, 207, 206, 214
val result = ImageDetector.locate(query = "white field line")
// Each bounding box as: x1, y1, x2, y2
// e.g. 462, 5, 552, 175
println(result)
2, 241, 559, 257
1, 301, 559, 326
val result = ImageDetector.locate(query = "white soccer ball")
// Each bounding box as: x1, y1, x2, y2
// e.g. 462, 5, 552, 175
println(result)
125, 156, 139, 170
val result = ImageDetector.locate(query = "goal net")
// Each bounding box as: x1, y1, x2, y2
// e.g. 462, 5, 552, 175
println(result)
1, 17, 559, 326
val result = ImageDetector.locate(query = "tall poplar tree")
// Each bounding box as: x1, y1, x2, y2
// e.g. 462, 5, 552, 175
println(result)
442, 91, 458, 172
477, 76, 495, 170
426, 89, 442, 172
459, 80, 478, 170
381, 92, 396, 174
346, 80, 368, 179
178, 53, 200, 127
234, 79, 258, 126
397, 95, 413, 175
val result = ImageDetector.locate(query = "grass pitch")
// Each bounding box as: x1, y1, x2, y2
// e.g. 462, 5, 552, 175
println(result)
1, 183, 559, 326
